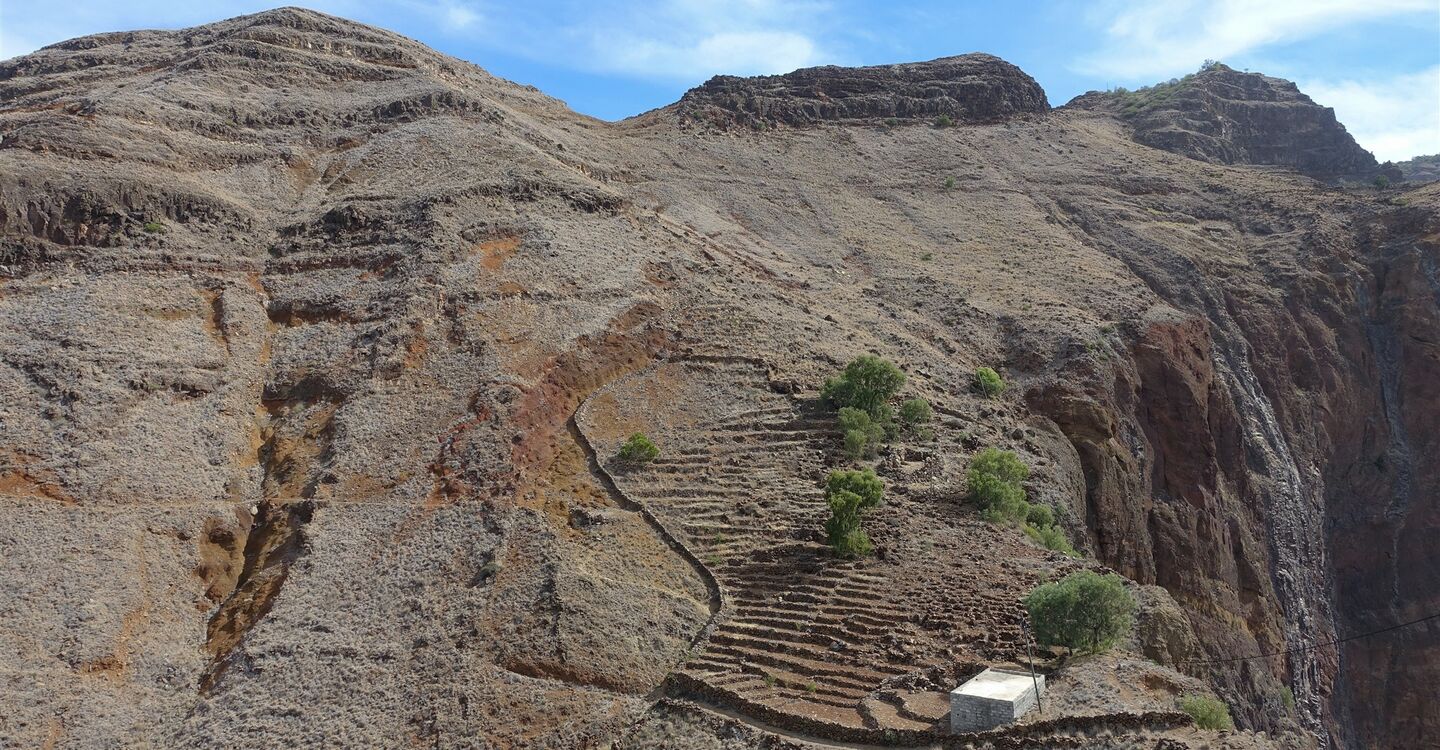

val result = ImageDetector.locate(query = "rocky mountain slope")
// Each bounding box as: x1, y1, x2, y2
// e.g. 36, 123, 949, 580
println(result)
1, 8, 1435, 749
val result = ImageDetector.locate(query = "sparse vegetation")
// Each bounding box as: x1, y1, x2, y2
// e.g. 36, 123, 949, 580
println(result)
1180, 694, 1234, 731
884, 117, 899, 128
920, 251, 933, 261
616, 432, 659, 466
1372, 175, 1390, 189
934, 114, 953, 128
944, 176, 956, 189
824, 355, 929, 458
969, 448, 1074, 554
973, 366, 1005, 398
143, 221, 166, 233
1024, 570, 1135, 654
824, 468, 884, 557
1280, 686, 1295, 711
1107, 62, 1224, 119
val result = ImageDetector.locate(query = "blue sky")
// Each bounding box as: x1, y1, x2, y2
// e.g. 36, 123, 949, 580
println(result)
2, 1, 1437, 160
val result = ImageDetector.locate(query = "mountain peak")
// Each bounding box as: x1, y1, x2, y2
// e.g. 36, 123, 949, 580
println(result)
674, 53, 1048, 129
1067, 63, 1383, 181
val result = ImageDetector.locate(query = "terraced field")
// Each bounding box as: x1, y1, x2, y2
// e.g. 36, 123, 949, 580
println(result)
576, 357, 1066, 735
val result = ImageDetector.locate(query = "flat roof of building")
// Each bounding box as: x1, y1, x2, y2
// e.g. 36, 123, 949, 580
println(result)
950, 668, 1036, 702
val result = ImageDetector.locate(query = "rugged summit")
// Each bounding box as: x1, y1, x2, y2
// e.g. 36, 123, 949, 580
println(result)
676, 53, 1048, 128
1068, 63, 1384, 181
1, 8, 1436, 750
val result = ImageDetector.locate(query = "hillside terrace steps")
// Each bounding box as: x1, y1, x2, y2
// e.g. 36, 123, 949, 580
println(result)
576, 357, 1050, 734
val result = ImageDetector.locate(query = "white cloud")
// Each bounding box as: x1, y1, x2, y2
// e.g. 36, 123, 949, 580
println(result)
1077, 0, 1434, 79
578, 0, 829, 80
1302, 66, 1440, 161
598, 29, 819, 78
442, 4, 482, 30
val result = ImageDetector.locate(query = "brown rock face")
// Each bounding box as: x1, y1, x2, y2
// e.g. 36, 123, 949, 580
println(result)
0, 8, 1435, 750
676, 53, 1049, 128
1068, 64, 1381, 182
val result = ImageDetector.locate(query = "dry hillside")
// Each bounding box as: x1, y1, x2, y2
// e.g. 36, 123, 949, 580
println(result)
0, 8, 1435, 749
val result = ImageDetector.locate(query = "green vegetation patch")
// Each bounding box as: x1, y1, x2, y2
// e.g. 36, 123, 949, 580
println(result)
616, 432, 659, 466
1180, 695, 1234, 731
973, 366, 1005, 398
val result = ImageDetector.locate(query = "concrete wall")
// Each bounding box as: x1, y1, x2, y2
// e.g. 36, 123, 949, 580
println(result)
949, 671, 1046, 733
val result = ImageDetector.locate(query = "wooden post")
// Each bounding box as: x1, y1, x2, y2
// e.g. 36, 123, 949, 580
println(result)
1023, 619, 1043, 714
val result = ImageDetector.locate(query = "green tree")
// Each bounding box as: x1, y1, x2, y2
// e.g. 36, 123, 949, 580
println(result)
825, 489, 873, 556
1180, 695, 1234, 730
616, 433, 659, 466
973, 367, 1005, 398
824, 468, 884, 557
821, 355, 906, 419
827, 468, 884, 509
1024, 570, 1135, 654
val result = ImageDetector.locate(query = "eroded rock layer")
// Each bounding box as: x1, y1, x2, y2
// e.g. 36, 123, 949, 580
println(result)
677, 53, 1048, 128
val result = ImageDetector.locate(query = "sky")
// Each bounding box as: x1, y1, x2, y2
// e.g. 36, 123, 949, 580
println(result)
1, 1, 1437, 161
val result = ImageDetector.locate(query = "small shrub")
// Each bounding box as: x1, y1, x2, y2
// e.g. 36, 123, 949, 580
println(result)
921, 251, 933, 261
1372, 175, 1390, 189
143, 221, 166, 233
1180, 695, 1234, 731
943, 176, 956, 190
763, 673, 777, 687
821, 355, 906, 419
1024, 570, 1135, 654
839, 406, 885, 460
884, 117, 899, 127
1024, 522, 1078, 556
616, 433, 659, 466
899, 398, 932, 430
1279, 686, 1295, 710
934, 114, 953, 128
973, 367, 1005, 398
1025, 503, 1055, 528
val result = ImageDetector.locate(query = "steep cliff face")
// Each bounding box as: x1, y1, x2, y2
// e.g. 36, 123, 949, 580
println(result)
1, 9, 1434, 750
1068, 64, 1384, 182
677, 53, 1049, 128
1024, 177, 1440, 747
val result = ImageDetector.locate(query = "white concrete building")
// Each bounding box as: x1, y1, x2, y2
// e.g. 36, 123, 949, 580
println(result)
949, 667, 1045, 733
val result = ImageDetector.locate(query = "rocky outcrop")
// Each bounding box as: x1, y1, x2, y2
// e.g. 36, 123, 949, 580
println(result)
675, 53, 1048, 128
1067, 64, 1381, 182
1393, 154, 1440, 183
